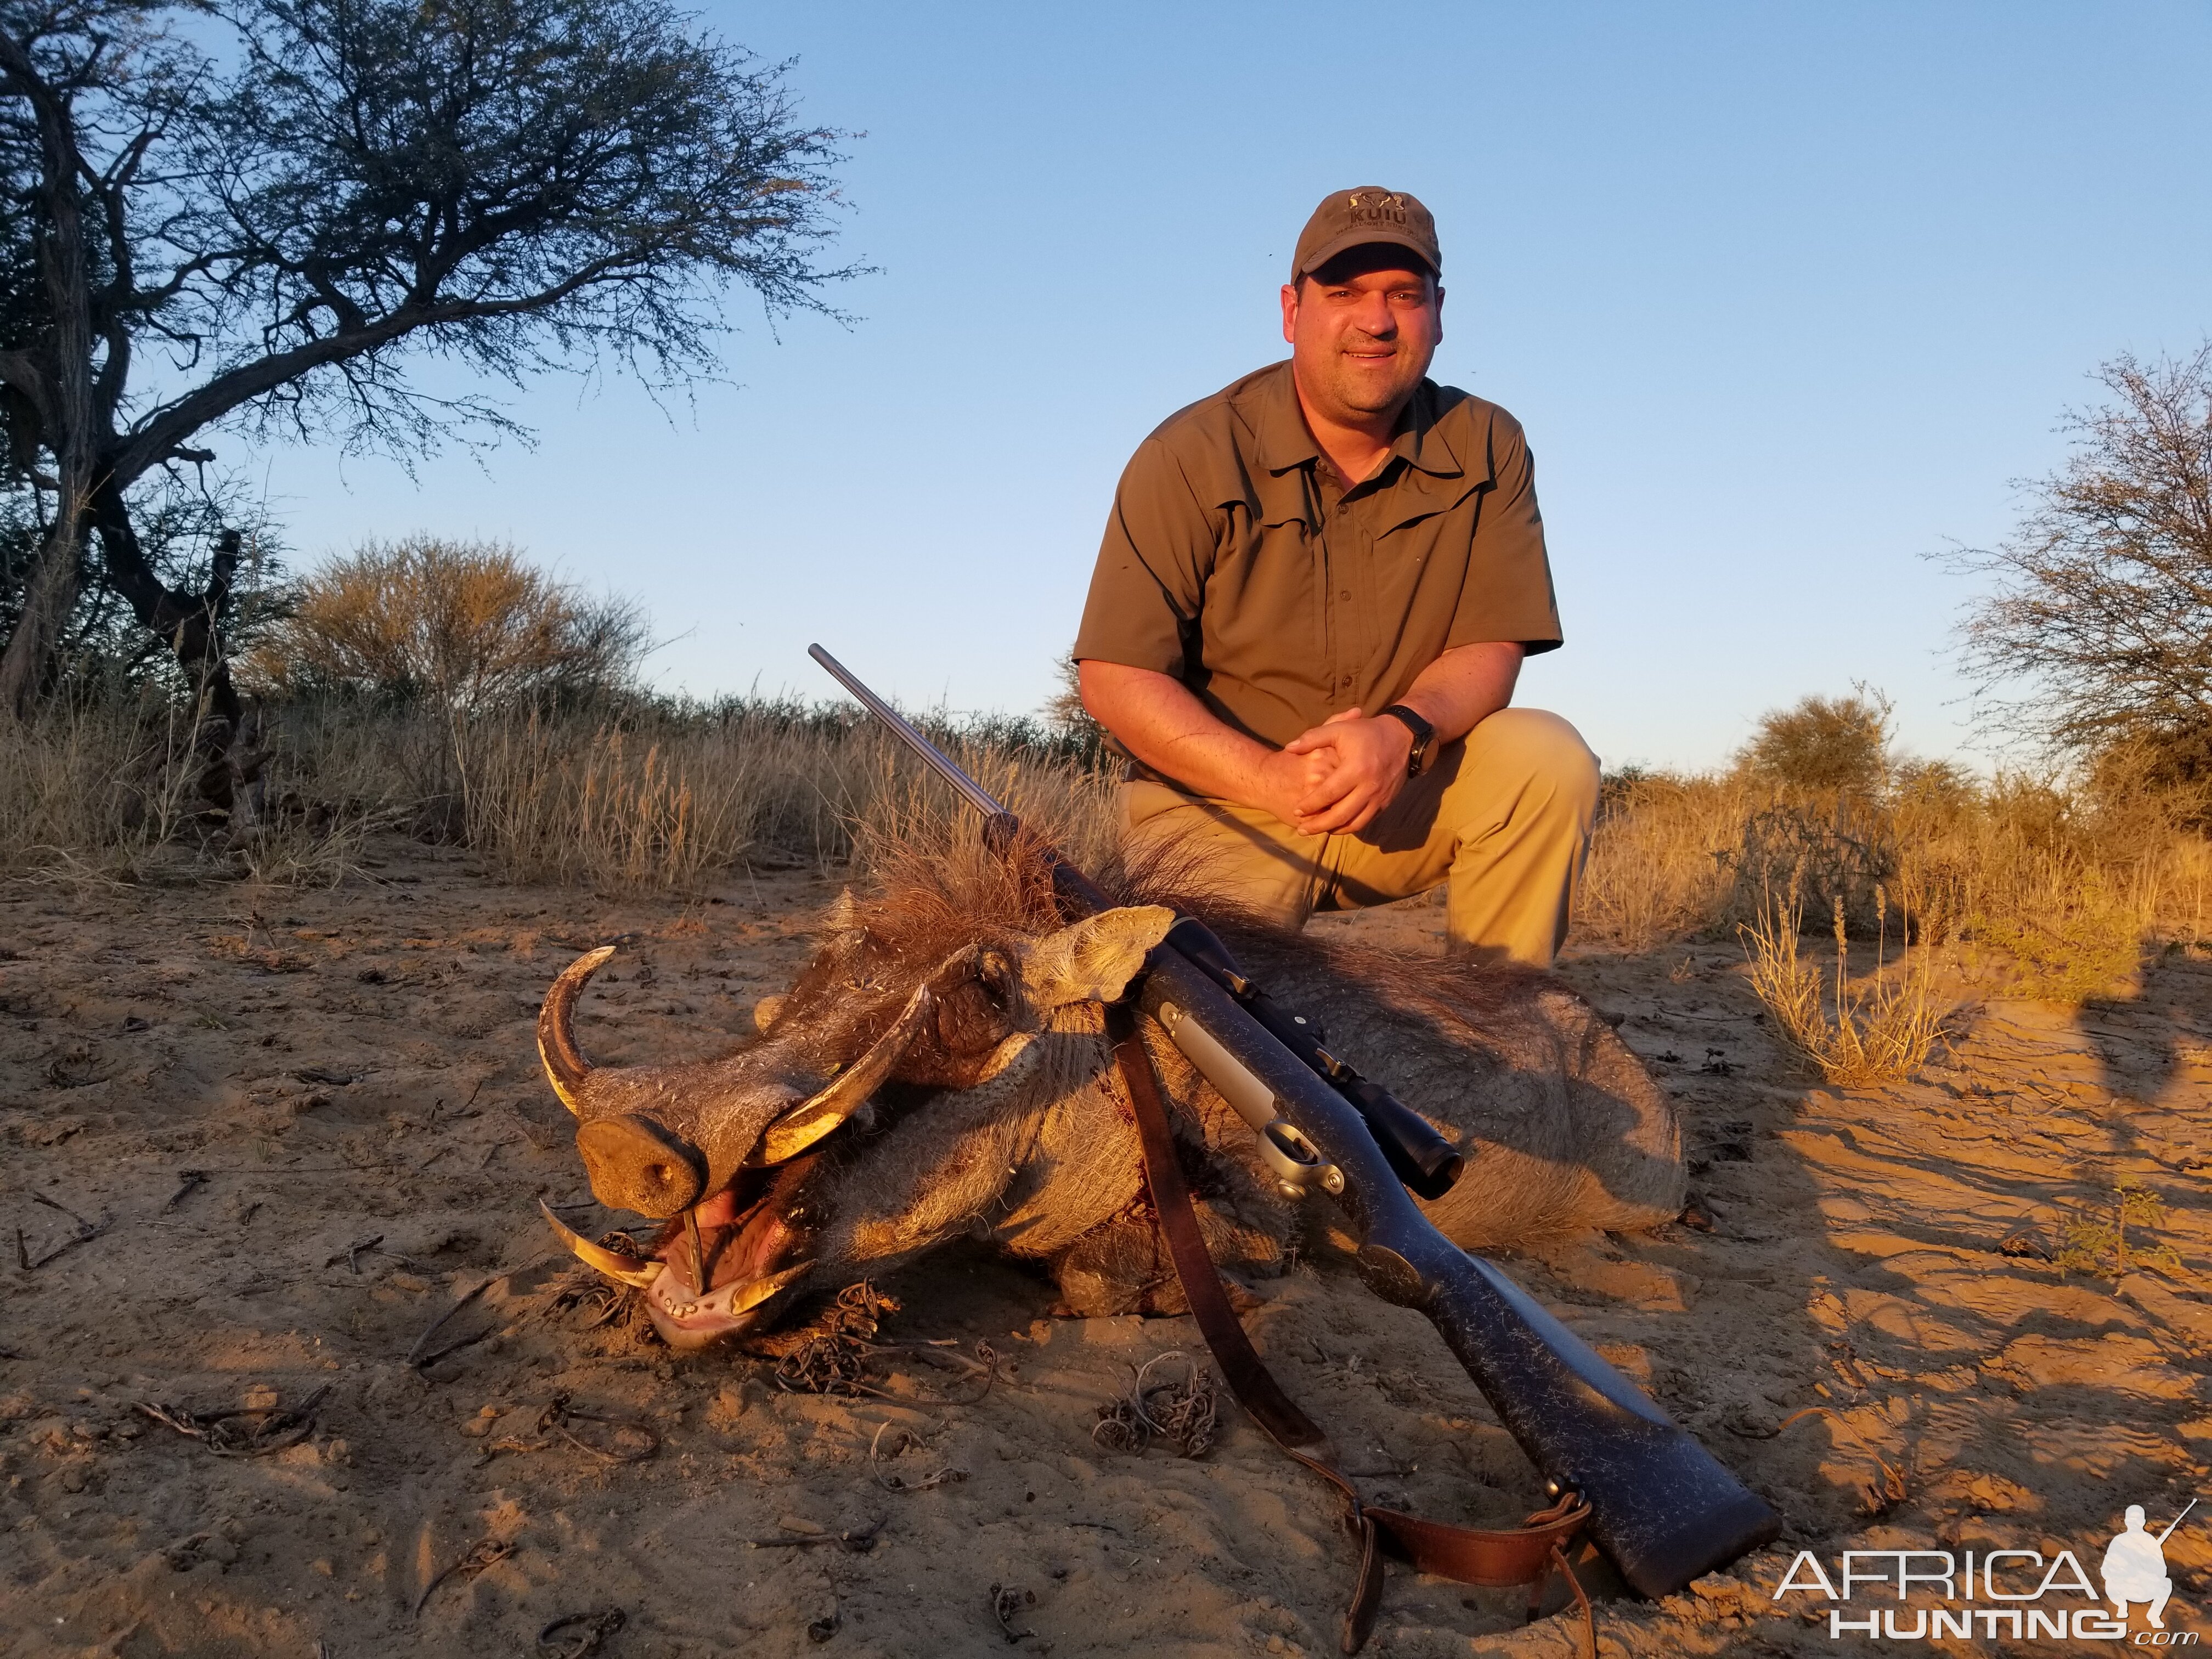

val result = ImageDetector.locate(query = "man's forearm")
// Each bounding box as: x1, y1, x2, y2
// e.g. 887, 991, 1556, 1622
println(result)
1076, 659, 1305, 811
1388, 641, 1525, 744
1080, 644, 1527, 834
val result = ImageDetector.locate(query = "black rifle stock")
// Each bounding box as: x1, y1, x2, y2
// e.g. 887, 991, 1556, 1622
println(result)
808, 644, 1779, 1596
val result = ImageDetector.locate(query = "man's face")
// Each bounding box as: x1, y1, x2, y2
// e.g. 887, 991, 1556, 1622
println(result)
1280, 246, 1444, 427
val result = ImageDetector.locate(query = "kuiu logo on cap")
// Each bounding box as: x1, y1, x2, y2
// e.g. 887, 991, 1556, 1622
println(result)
1344, 191, 1407, 221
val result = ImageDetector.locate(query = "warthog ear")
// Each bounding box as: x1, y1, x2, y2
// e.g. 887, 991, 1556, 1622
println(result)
823, 887, 864, 938
1021, 906, 1177, 1010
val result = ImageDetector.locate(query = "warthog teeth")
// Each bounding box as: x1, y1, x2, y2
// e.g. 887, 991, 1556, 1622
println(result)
537, 1199, 662, 1289
644, 1261, 814, 1325
539, 946, 616, 1115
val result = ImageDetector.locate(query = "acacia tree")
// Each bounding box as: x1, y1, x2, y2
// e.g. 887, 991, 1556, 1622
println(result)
1737, 690, 1893, 797
1953, 346, 2212, 780
247, 533, 648, 713
0, 0, 851, 821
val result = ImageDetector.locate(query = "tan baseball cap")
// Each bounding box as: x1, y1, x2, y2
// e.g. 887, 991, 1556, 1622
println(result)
1291, 187, 1441, 283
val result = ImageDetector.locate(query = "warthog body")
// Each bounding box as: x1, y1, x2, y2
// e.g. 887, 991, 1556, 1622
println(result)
538, 839, 1683, 1348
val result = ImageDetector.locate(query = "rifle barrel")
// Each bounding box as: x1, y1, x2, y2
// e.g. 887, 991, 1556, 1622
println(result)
2158, 1498, 2198, 1544
808, 644, 1009, 821
806, 642, 1458, 1195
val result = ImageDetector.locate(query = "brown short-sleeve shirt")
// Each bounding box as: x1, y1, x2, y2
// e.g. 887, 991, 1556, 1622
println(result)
1073, 360, 1561, 763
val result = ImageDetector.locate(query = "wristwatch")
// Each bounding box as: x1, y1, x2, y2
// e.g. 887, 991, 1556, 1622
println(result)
1378, 704, 1436, 777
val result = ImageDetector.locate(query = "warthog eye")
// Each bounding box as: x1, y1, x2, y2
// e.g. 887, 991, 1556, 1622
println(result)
934, 979, 1013, 1057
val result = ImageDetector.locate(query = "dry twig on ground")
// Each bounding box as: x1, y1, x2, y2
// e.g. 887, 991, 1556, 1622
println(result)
536, 1609, 626, 1659
137, 1384, 329, 1457
413, 1538, 515, 1616
1092, 1350, 1217, 1458
774, 1282, 899, 1396
868, 1421, 969, 1493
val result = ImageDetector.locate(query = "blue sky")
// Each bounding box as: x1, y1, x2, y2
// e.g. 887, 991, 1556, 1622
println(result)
259, 2, 2212, 772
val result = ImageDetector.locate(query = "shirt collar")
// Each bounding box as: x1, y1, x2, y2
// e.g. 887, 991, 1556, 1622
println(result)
1252, 363, 1319, 474
1251, 363, 1463, 480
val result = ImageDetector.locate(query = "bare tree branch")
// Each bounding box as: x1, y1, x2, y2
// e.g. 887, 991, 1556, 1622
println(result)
1946, 344, 2212, 778
0, 0, 859, 724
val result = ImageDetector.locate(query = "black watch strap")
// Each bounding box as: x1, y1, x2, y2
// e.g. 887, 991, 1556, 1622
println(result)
1379, 704, 1435, 776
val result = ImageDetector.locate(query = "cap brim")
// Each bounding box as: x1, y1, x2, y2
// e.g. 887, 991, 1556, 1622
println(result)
1296, 230, 1439, 280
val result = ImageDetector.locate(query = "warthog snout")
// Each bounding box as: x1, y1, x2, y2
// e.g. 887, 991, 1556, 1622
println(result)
574, 1115, 709, 1217
538, 937, 1035, 1217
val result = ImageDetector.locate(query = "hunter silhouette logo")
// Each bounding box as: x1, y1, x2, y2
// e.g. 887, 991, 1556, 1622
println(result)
1344, 191, 1406, 219
2106, 1501, 2195, 1629
1770, 1500, 2202, 1641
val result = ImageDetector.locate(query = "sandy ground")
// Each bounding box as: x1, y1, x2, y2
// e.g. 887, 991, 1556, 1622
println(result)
3, 839, 2210, 1658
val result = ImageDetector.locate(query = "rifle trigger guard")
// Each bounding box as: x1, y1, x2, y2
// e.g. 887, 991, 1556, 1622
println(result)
1262, 1119, 1343, 1195
1157, 1001, 1342, 1195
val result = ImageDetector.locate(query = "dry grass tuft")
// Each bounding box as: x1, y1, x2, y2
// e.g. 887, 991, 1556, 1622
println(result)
1577, 757, 2210, 1005
6, 676, 2206, 1009
1575, 771, 1747, 951
454, 713, 754, 890
1740, 884, 1951, 1087
1, 691, 1122, 894
443, 699, 1119, 893
0, 697, 382, 887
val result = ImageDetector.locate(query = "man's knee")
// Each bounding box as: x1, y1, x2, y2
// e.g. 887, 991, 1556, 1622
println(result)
1115, 783, 1314, 926
1458, 707, 1600, 819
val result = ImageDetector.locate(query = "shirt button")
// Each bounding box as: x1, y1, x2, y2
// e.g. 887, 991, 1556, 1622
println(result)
1339, 590, 1352, 600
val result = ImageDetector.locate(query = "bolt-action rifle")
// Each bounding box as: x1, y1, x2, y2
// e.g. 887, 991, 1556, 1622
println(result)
810, 644, 1779, 1599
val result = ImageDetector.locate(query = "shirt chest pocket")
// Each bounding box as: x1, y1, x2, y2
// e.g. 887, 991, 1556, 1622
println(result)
1202, 514, 1326, 667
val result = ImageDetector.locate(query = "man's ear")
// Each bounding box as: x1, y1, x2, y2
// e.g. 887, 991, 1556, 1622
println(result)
1021, 906, 1176, 1010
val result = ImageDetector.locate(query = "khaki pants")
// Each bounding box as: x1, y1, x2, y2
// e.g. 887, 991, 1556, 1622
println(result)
1120, 707, 1600, 968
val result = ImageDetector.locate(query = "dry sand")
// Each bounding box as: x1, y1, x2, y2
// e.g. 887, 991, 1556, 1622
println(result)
3, 842, 2210, 1657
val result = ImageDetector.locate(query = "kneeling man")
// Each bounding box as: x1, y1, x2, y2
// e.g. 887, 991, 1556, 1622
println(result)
2102, 1505, 2175, 1628
1075, 187, 1599, 968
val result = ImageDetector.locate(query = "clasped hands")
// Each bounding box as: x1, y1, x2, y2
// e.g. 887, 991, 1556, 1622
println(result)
1257, 708, 1415, 836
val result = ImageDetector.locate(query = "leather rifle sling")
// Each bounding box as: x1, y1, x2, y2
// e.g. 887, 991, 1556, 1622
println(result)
1104, 1004, 1595, 1657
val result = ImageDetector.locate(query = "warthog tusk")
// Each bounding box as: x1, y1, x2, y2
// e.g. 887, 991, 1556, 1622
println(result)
752, 947, 979, 1165
538, 1199, 661, 1289
683, 1205, 707, 1297
539, 946, 616, 1114
729, 1261, 812, 1314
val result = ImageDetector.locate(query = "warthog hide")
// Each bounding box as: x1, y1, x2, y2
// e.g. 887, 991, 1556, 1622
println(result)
536, 840, 1684, 1348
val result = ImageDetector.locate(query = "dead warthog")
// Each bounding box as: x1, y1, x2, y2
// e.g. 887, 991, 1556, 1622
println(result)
536, 836, 1683, 1350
